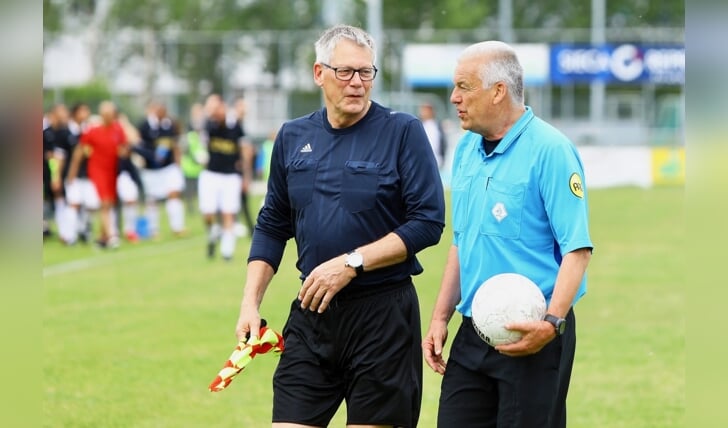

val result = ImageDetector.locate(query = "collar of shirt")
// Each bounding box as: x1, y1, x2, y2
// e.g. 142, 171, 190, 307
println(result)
477, 106, 535, 159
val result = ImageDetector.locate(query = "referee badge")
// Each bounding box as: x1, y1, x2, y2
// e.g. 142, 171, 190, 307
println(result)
569, 173, 584, 198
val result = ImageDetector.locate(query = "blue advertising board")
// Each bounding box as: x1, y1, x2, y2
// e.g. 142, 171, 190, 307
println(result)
550, 44, 684, 85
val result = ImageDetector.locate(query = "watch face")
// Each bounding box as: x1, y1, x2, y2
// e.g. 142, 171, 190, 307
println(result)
557, 319, 566, 335
347, 252, 363, 267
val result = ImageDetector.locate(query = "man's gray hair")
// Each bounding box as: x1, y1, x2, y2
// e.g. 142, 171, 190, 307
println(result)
460, 41, 524, 105
315, 24, 376, 65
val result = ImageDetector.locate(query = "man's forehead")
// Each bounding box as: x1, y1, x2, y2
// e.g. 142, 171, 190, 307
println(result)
331, 40, 374, 63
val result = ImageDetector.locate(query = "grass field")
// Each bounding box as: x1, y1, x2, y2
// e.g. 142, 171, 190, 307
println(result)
42, 186, 684, 427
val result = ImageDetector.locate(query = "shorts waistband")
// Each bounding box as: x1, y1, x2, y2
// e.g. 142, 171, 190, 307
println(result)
332, 277, 413, 304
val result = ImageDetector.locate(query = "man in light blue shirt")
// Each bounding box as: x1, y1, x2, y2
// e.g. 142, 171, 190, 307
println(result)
423, 41, 593, 428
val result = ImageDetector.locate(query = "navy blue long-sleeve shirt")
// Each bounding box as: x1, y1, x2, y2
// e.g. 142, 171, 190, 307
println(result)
249, 102, 445, 294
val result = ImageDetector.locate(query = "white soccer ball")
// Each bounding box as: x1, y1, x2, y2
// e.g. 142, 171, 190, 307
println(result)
471, 273, 547, 347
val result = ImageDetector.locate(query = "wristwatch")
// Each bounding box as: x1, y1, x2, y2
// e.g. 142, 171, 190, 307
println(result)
543, 314, 567, 336
345, 251, 364, 276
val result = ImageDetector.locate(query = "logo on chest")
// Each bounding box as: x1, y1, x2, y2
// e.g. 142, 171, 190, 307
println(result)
491, 202, 508, 222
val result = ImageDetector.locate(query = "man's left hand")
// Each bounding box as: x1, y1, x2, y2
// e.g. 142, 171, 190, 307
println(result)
298, 255, 355, 313
495, 320, 555, 357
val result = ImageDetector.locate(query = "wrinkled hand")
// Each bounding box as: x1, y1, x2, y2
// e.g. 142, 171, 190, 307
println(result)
298, 255, 355, 313
422, 320, 449, 375
495, 320, 555, 357
235, 305, 262, 342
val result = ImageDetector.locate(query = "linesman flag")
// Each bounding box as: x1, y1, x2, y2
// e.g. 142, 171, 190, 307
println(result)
208, 319, 284, 392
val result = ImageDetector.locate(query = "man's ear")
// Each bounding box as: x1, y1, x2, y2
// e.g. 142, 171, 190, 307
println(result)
313, 63, 324, 87
492, 81, 508, 105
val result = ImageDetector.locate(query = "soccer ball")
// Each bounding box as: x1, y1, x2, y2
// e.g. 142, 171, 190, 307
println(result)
471, 273, 547, 346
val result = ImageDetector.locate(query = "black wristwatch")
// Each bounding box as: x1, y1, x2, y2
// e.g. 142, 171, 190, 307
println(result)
543, 314, 567, 336
345, 251, 364, 275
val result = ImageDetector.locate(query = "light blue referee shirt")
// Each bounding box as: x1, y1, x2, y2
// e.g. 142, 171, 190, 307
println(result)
452, 107, 593, 317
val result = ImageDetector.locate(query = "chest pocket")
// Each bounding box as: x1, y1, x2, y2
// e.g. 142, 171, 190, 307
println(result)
287, 159, 318, 209
341, 160, 380, 213
479, 178, 526, 239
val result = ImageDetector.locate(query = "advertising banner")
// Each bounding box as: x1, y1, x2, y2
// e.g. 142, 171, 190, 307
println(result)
550, 43, 684, 85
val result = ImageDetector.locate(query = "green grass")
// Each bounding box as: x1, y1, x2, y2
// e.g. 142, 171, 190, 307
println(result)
43, 187, 684, 427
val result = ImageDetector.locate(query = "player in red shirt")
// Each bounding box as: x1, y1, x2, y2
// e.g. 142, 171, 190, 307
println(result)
67, 101, 130, 248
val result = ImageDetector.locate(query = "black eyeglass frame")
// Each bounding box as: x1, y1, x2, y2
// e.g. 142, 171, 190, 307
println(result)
320, 63, 378, 81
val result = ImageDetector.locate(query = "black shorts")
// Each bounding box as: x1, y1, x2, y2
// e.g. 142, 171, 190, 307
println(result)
272, 280, 422, 427
438, 310, 576, 428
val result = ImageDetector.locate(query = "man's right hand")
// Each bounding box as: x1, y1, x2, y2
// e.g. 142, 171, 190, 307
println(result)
422, 320, 449, 375
235, 305, 261, 342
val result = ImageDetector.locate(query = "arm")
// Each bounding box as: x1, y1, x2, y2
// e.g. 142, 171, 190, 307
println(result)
235, 260, 276, 341
423, 245, 461, 374
239, 137, 254, 193
65, 143, 85, 183
497, 247, 591, 356
50, 150, 65, 193
298, 231, 409, 313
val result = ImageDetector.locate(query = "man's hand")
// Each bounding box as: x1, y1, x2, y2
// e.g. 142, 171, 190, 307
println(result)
298, 255, 356, 313
422, 320, 449, 375
235, 304, 262, 342
495, 320, 555, 357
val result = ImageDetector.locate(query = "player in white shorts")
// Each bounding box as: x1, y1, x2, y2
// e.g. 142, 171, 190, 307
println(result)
64, 103, 94, 243
134, 101, 186, 238
198, 95, 246, 261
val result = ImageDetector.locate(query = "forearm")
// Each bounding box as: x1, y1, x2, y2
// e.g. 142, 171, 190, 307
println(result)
356, 232, 408, 272
241, 142, 254, 182
66, 145, 83, 181
173, 145, 182, 165
431, 245, 461, 323
240, 260, 276, 309
547, 247, 592, 318
394, 219, 445, 257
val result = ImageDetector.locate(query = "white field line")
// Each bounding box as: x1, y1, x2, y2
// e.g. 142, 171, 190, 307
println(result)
43, 238, 200, 278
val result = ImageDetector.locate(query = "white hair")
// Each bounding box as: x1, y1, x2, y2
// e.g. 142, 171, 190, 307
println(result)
460, 41, 524, 104
314, 24, 376, 65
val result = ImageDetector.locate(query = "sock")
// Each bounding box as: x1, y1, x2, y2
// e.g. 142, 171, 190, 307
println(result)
166, 198, 185, 233
145, 202, 160, 235
54, 198, 67, 240
109, 210, 119, 237
61, 206, 78, 244
78, 209, 90, 236
122, 204, 138, 235
219, 229, 236, 259
208, 223, 221, 243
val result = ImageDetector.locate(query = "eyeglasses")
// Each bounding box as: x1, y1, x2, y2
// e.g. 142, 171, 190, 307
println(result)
320, 63, 378, 81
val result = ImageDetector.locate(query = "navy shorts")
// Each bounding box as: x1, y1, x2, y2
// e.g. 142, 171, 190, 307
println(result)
272, 280, 422, 427
438, 309, 576, 428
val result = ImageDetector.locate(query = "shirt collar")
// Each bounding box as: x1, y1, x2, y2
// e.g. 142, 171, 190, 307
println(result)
491, 106, 533, 155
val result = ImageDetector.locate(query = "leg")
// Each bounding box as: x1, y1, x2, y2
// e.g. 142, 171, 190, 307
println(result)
219, 212, 236, 261
218, 173, 242, 261
240, 190, 256, 233
166, 191, 186, 235
197, 171, 219, 258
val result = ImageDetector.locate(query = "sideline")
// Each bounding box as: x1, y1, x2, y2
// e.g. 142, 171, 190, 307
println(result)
42, 238, 200, 278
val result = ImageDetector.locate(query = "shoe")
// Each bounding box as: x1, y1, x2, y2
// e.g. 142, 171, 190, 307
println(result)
207, 241, 215, 259
107, 236, 120, 249
173, 229, 189, 238
78, 231, 89, 244
223, 255, 232, 262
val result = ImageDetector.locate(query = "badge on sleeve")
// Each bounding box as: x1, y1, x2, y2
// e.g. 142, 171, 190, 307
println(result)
569, 173, 584, 198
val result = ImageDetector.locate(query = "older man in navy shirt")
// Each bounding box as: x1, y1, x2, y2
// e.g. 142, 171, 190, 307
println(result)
234, 25, 445, 428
